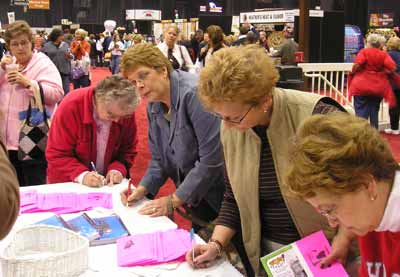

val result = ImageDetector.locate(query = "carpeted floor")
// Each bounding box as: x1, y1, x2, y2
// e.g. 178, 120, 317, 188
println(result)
89, 67, 400, 230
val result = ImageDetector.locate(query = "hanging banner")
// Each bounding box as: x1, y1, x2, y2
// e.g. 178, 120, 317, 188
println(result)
240, 9, 324, 24
28, 0, 50, 10
7, 12, 16, 24
126, 10, 161, 21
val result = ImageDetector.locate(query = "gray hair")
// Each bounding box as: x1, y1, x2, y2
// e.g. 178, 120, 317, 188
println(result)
95, 75, 140, 111
367, 33, 385, 48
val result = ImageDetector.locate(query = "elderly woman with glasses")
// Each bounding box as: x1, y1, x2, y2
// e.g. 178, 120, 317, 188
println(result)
185, 45, 360, 277
287, 112, 400, 277
119, 43, 225, 232
0, 20, 63, 186
46, 75, 139, 187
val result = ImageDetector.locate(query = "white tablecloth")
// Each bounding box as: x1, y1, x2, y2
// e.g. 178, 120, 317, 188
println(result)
0, 180, 243, 277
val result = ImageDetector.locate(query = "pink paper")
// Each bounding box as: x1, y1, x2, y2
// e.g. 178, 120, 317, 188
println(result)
295, 231, 348, 277
117, 229, 192, 267
20, 190, 38, 207
20, 191, 113, 214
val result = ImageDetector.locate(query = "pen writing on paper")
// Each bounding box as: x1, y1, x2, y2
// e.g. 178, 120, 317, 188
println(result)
90, 161, 105, 186
190, 228, 195, 263
126, 179, 132, 207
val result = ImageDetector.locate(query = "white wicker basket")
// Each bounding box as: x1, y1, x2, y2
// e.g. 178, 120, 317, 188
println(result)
0, 225, 89, 277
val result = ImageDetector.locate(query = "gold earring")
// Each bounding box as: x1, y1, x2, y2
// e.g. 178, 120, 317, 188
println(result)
370, 195, 377, 201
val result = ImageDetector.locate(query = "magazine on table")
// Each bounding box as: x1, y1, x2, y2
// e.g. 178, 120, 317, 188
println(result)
260, 231, 348, 277
35, 213, 130, 245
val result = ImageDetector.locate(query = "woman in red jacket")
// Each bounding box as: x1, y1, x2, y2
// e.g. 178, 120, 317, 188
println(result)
349, 33, 396, 129
287, 113, 400, 277
46, 75, 139, 187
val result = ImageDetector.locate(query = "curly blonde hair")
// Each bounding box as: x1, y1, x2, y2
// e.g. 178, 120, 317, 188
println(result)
287, 113, 399, 199
120, 43, 173, 77
387, 36, 400, 51
198, 44, 279, 110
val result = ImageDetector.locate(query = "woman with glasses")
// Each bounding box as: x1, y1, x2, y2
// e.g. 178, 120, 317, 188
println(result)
0, 20, 63, 186
46, 75, 139, 187
287, 112, 400, 277
119, 43, 225, 232
185, 45, 359, 277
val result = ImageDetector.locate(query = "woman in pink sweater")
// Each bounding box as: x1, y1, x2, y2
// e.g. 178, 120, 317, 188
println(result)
0, 21, 63, 186
287, 113, 400, 276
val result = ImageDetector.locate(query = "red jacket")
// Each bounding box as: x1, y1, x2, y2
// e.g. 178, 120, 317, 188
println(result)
349, 48, 397, 107
46, 87, 138, 183
358, 231, 400, 277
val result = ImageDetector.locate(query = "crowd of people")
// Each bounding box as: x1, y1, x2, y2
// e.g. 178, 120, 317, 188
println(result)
1, 19, 400, 277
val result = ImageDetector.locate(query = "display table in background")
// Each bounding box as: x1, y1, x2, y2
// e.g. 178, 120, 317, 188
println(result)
0, 180, 243, 277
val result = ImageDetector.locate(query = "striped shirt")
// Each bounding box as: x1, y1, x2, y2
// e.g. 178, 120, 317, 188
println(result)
215, 99, 342, 244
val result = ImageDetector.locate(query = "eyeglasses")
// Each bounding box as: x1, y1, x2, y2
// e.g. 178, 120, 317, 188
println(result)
129, 71, 150, 87
10, 40, 30, 48
212, 105, 254, 124
318, 206, 338, 222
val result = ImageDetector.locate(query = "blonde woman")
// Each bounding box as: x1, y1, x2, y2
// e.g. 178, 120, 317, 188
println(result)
185, 45, 359, 276
108, 33, 124, 74
157, 25, 195, 73
70, 28, 91, 88
287, 112, 400, 277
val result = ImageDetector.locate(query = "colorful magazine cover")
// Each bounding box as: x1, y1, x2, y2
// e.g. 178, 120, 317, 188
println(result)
90, 214, 130, 246
260, 231, 348, 277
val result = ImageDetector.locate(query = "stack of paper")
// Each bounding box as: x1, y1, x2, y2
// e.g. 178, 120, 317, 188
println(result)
20, 190, 113, 214
117, 229, 192, 267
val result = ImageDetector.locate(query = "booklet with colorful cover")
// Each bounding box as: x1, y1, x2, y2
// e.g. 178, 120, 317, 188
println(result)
35, 213, 129, 245
260, 231, 348, 277
90, 214, 130, 246
66, 213, 101, 241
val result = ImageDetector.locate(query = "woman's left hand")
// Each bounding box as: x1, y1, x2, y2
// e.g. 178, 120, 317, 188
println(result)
139, 196, 169, 217
320, 227, 355, 268
7, 71, 31, 88
106, 170, 123, 186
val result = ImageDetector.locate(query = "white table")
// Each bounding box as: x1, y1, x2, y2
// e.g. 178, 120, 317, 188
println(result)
0, 180, 243, 277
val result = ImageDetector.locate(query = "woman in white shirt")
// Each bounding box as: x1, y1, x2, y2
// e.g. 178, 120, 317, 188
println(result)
157, 25, 195, 74
108, 33, 124, 74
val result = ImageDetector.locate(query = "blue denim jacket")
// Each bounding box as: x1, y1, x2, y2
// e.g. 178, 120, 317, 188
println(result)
140, 70, 225, 212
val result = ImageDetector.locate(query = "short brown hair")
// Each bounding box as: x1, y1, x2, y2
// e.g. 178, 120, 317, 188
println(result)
120, 43, 173, 77
287, 113, 399, 199
198, 44, 279, 110
387, 36, 400, 51
4, 20, 34, 49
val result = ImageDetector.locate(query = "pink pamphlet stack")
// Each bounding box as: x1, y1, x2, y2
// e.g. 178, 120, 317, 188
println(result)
296, 231, 349, 277
20, 190, 113, 214
117, 229, 192, 267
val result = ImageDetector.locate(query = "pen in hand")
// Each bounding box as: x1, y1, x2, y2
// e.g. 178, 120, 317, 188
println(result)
126, 179, 132, 207
90, 161, 105, 186
190, 228, 195, 263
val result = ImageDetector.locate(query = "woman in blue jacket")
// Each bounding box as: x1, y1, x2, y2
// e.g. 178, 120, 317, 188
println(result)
119, 43, 225, 231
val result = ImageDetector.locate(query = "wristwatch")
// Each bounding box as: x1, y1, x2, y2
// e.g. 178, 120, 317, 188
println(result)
167, 194, 176, 217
